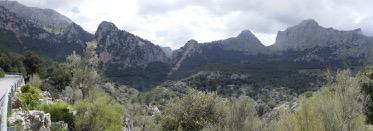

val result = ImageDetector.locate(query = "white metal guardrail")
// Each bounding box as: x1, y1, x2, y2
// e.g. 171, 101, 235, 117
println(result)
0, 75, 24, 131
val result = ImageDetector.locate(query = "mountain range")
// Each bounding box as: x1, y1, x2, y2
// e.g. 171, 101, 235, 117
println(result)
1, 1, 373, 90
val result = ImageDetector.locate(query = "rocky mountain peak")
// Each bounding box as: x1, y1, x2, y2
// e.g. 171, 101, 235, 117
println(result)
296, 19, 319, 28
96, 21, 119, 34
95, 21, 168, 68
237, 29, 256, 38
272, 19, 367, 51
161, 46, 173, 58
205, 29, 266, 53
0, 0, 72, 34
185, 39, 198, 47
62, 23, 94, 54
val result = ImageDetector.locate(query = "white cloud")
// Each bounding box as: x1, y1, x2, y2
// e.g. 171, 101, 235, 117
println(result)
13, 0, 373, 49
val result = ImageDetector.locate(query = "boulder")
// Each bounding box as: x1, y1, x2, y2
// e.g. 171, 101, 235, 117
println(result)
51, 121, 68, 131
8, 110, 51, 131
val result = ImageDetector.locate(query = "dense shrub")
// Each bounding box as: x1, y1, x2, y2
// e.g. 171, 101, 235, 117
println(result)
0, 67, 4, 78
38, 101, 74, 126
160, 88, 221, 131
358, 67, 373, 124
73, 89, 124, 131
17, 84, 43, 110
273, 70, 368, 131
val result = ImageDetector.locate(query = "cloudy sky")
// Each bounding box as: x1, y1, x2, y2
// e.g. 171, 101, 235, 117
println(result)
14, 0, 373, 49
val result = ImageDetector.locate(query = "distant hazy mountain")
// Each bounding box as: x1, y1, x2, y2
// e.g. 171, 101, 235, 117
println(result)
272, 19, 367, 51
169, 30, 269, 77
160, 46, 172, 58
270, 19, 373, 64
0, 2, 93, 58
1, 1, 373, 90
0, 1, 72, 34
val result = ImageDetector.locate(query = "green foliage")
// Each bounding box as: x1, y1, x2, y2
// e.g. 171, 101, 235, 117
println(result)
273, 70, 368, 131
0, 52, 27, 75
66, 43, 100, 99
358, 67, 373, 124
213, 96, 262, 131
29, 74, 43, 88
40, 63, 72, 99
160, 88, 221, 131
0, 51, 47, 77
38, 101, 73, 126
123, 102, 162, 131
73, 89, 124, 131
17, 84, 43, 110
23, 51, 45, 77
45, 63, 72, 92
136, 86, 184, 108
0, 67, 4, 77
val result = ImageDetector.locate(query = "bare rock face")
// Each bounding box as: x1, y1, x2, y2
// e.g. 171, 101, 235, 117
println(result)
170, 39, 202, 74
273, 19, 368, 51
161, 46, 173, 58
25, 111, 51, 131
0, 6, 54, 41
169, 31, 267, 76
0, 4, 90, 58
0, 1, 72, 34
9, 110, 51, 131
61, 22, 94, 54
95, 21, 169, 68
51, 121, 68, 131
213, 30, 267, 53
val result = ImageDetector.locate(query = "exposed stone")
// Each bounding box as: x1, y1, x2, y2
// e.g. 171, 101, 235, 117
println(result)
0, 1, 72, 34
51, 121, 68, 131
42, 91, 53, 104
145, 104, 161, 116
272, 19, 368, 51
95, 21, 169, 68
9, 110, 51, 131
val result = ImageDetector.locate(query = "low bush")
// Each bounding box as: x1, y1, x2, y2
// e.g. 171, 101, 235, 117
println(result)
39, 101, 74, 127
17, 84, 42, 110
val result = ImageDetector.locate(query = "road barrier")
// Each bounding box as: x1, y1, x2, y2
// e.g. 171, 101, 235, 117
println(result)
0, 75, 24, 131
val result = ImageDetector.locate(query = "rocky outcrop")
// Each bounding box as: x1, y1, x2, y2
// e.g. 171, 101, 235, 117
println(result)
0, 6, 54, 41
0, 1, 72, 34
210, 30, 267, 53
51, 121, 68, 131
170, 39, 202, 74
272, 19, 369, 51
161, 46, 173, 58
0, 2, 90, 58
9, 110, 52, 131
95, 21, 169, 68
61, 22, 94, 54
169, 30, 267, 76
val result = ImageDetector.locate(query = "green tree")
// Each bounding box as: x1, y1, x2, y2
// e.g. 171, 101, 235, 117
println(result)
0, 67, 4, 77
44, 63, 72, 92
0, 52, 26, 75
23, 51, 44, 77
66, 42, 100, 99
73, 89, 124, 131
